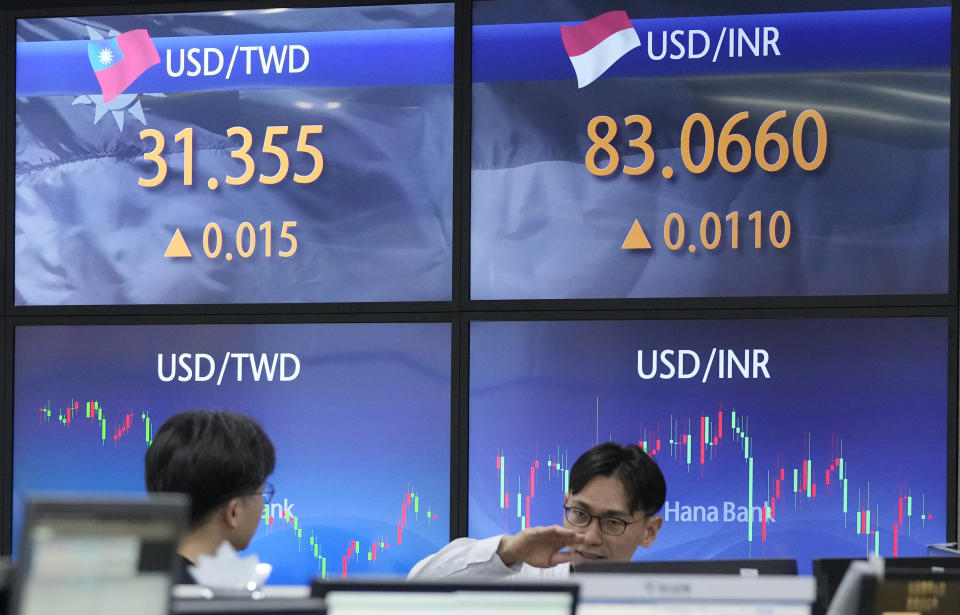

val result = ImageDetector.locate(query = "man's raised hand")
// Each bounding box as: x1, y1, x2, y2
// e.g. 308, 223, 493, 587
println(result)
496, 525, 585, 568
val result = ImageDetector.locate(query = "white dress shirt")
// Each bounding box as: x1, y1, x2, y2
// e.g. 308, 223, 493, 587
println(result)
407, 535, 571, 580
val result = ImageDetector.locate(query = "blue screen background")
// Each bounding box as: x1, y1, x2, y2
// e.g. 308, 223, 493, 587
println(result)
469, 318, 948, 572
471, 2, 950, 299
16, 4, 454, 305
13, 322, 452, 583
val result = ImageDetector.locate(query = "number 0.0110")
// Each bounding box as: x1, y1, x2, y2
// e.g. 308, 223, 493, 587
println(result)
663, 210, 791, 251
202, 221, 298, 259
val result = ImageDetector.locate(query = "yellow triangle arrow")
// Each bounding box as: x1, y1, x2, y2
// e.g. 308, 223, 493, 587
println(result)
164, 229, 192, 258
621, 219, 652, 250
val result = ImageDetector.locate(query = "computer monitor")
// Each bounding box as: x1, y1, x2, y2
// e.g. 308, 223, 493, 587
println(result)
926, 543, 960, 557
576, 558, 798, 576
576, 573, 815, 615
0, 558, 14, 615
862, 569, 960, 615
172, 585, 323, 614
12, 494, 189, 615
312, 579, 578, 615
172, 598, 324, 614
814, 557, 960, 615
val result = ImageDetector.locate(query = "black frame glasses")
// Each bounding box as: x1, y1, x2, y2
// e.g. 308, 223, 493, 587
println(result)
257, 481, 275, 505
564, 506, 644, 536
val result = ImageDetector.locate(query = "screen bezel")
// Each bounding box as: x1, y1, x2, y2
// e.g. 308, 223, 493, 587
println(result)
6, 0, 463, 314
463, 0, 959, 309
1, 310, 462, 560
0, 0, 957, 574
460, 307, 959, 551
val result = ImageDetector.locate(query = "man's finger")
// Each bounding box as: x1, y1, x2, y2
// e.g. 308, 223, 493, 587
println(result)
542, 525, 580, 539
546, 527, 586, 546
549, 551, 574, 566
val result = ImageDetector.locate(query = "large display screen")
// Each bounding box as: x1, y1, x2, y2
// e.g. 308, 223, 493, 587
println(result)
13, 322, 451, 583
471, 1, 952, 299
469, 317, 949, 571
15, 4, 453, 305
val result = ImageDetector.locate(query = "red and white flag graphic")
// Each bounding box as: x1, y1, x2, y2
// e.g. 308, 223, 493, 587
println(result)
561, 10, 641, 88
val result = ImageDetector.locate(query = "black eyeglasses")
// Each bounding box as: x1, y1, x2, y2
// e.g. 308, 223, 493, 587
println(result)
564, 506, 643, 536
256, 481, 275, 505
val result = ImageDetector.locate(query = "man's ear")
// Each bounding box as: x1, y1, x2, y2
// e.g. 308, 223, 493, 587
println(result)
639, 515, 663, 548
221, 498, 243, 529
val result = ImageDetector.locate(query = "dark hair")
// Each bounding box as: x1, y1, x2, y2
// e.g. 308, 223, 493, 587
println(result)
145, 409, 276, 528
569, 443, 666, 516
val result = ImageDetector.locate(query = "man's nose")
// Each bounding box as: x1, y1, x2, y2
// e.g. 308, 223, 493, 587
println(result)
582, 517, 604, 544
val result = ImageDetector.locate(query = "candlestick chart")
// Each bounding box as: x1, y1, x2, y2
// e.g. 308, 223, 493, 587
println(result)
38, 399, 155, 446
23, 394, 446, 583
468, 317, 948, 571
13, 322, 453, 584
262, 487, 440, 579
487, 404, 934, 560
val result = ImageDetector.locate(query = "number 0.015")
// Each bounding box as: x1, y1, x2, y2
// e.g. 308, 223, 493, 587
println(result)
202, 221, 298, 259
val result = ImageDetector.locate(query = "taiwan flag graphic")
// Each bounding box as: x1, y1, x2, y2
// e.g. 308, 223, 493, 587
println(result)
87, 29, 160, 102
561, 10, 641, 88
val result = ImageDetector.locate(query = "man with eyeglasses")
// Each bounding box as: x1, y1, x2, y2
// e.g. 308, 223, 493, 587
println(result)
145, 409, 276, 584
409, 442, 666, 579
